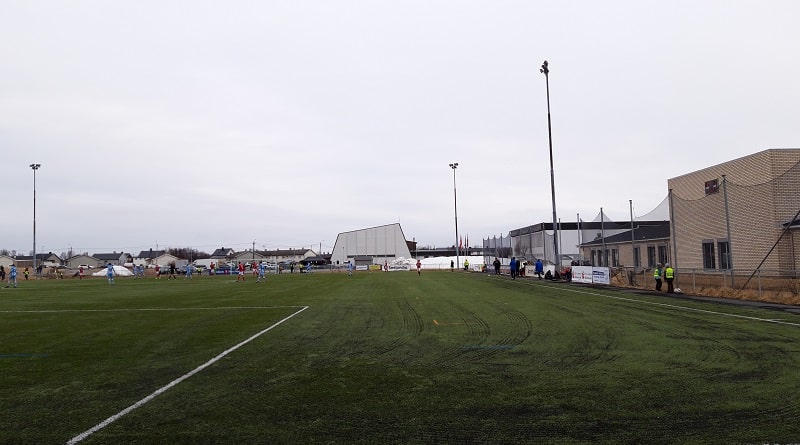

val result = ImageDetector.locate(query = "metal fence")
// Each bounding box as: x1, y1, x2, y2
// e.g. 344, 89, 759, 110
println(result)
610, 266, 800, 302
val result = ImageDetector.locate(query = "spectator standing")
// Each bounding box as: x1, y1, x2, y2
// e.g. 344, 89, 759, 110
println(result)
664, 263, 675, 293
416, 259, 421, 276
654, 263, 663, 291
493, 258, 501, 275
535, 259, 544, 280
509, 257, 517, 280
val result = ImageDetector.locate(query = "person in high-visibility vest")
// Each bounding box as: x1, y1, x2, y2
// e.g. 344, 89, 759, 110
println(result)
463, 259, 469, 271
654, 263, 663, 291
664, 263, 675, 293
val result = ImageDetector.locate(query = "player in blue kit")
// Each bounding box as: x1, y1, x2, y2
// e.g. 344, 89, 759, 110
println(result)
4, 264, 18, 288
256, 262, 267, 283
106, 263, 115, 285
185, 263, 193, 280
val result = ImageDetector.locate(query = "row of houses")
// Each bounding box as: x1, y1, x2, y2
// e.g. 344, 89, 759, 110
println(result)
0, 247, 321, 270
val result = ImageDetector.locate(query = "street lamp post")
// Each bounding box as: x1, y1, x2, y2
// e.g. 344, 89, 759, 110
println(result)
449, 163, 460, 270
540, 60, 560, 268
30, 163, 41, 276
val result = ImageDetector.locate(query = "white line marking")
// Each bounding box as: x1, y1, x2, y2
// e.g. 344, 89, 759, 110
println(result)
65, 305, 308, 444
0, 306, 302, 314
520, 279, 800, 328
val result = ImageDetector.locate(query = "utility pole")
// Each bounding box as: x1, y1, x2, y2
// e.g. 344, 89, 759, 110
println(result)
30, 163, 41, 276
540, 61, 560, 268
449, 162, 460, 269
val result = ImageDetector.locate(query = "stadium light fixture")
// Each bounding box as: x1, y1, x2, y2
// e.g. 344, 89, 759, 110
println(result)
449, 163, 460, 269
540, 60, 560, 267
30, 163, 41, 275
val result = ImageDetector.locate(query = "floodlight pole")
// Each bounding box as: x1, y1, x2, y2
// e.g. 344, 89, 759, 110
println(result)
449, 163, 460, 269
30, 163, 41, 276
540, 60, 560, 268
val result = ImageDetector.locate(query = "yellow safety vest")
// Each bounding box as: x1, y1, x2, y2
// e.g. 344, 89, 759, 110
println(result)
654, 268, 662, 279
665, 267, 674, 279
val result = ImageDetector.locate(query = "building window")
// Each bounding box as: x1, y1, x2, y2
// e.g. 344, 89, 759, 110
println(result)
633, 246, 640, 268
704, 178, 719, 195
657, 245, 668, 266
591, 250, 597, 266
611, 248, 619, 267
718, 240, 730, 270
702, 241, 716, 269
647, 246, 656, 267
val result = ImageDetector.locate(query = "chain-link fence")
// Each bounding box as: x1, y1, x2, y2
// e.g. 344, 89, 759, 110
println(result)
610, 266, 800, 304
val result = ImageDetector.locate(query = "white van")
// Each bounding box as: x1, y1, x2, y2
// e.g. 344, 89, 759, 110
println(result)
193, 259, 217, 269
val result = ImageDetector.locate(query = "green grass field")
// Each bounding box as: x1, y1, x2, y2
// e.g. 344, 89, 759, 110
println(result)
2, 271, 800, 444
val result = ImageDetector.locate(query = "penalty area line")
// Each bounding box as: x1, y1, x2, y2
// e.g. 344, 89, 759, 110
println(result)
65, 305, 309, 445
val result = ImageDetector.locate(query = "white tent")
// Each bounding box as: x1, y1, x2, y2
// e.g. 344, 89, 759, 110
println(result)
420, 256, 485, 270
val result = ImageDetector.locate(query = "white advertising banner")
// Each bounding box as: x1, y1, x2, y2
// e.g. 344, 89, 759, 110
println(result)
571, 266, 609, 285
572, 266, 593, 284
591, 267, 610, 285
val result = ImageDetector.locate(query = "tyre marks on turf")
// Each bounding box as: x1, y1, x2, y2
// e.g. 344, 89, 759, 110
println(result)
429, 304, 532, 368
398, 300, 425, 336
354, 300, 427, 361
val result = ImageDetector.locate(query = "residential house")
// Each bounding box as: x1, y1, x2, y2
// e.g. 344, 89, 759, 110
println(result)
232, 250, 267, 264
134, 249, 167, 267
66, 254, 101, 269
10, 255, 33, 269
0, 254, 14, 269
35, 252, 63, 267
261, 248, 316, 264
150, 253, 181, 267
210, 247, 236, 262
93, 252, 132, 266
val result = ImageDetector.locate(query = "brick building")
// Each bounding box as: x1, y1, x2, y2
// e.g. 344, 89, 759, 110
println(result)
668, 148, 800, 273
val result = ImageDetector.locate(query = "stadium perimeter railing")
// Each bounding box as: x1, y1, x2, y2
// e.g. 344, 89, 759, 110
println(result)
610, 266, 800, 302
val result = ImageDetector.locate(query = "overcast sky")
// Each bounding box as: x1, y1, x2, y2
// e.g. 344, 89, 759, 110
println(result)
1, 1, 798, 257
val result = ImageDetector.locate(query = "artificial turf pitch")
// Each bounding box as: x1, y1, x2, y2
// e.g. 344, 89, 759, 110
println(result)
2, 270, 800, 444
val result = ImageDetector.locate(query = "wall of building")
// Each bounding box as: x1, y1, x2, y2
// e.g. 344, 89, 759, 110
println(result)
668, 149, 800, 272
331, 223, 411, 265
